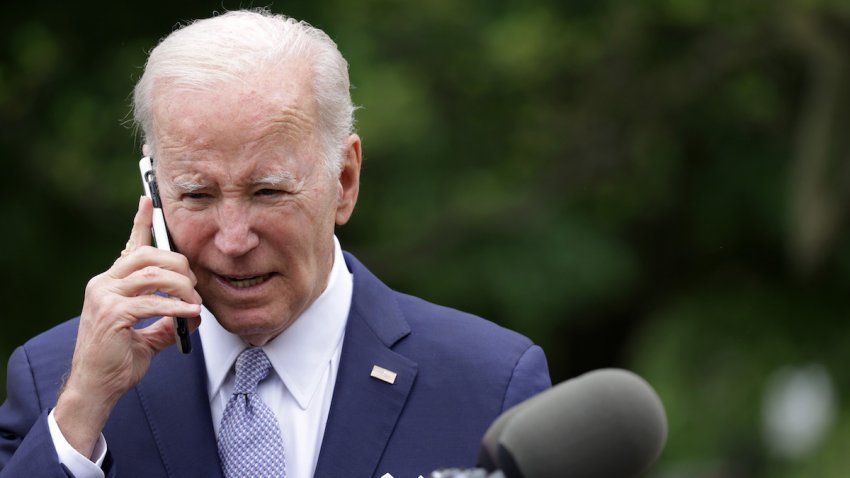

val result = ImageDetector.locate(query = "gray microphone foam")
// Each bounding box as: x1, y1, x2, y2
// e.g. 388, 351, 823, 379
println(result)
479, 397, 531, 471
497, 368, 667, 478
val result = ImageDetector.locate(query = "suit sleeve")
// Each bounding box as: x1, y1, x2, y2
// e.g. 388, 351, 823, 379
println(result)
501, 344, 552, 411
0, 346, 114, 477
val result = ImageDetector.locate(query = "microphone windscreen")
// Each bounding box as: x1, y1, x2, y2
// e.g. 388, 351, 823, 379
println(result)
478, 399, 530, 471
497, 368, 667, 478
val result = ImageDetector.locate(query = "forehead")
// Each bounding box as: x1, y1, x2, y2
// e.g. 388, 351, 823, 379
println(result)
150, 64, 318, 156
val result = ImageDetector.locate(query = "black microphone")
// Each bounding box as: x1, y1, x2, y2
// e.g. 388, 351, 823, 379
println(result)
431, 368, 668, 478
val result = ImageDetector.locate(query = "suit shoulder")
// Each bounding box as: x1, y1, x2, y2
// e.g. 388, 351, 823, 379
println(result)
390, 290, 551, 411
393, 291, 536, 365
17, 318, 79, 380
22, 317, 80, 355
346, 252, 534, 352
395, 292, 531, 340
345, 251, 549, 388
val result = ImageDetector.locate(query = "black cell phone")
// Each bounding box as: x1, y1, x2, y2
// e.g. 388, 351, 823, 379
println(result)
139, 156, 192, 354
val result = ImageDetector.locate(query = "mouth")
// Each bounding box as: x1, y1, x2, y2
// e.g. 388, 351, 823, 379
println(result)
220, 273, 273, 289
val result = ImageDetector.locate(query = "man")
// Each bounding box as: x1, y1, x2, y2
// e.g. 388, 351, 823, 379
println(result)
0, 9, 550, 478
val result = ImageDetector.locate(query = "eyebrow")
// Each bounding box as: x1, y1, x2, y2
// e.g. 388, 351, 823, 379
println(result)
170, 171, 304, 193
255, 171, 303, 189
172, 177, 207, 193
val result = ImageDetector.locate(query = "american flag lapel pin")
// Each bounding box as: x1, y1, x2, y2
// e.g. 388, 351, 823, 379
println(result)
371, 365, 397, 384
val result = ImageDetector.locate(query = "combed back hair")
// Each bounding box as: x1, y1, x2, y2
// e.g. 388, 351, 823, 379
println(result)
132, 9, 355, 176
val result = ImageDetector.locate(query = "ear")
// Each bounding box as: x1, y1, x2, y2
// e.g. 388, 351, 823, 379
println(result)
142, 143, 151, 157
335, 134, 362, 225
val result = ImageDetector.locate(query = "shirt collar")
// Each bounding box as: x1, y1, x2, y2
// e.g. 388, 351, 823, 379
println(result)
200, 236, 352, 410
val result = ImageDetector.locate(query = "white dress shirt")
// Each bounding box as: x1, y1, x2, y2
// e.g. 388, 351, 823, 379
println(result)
49, 236, 352, 478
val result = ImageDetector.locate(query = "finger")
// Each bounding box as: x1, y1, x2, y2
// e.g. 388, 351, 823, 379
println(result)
111, 294, 202, 328
124, 196, 154, 256
115, 265, 202, 305
138, 315, 202, 353
81, 273, 201, 332
109, 246, 198, 285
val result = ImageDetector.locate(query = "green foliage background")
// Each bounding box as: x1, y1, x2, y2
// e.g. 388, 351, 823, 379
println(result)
3, 1, 850, 476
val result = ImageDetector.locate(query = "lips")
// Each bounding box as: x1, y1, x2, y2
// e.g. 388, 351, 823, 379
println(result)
221, 273, 272, 289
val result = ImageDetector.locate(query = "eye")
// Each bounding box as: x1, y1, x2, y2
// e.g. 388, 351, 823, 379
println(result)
184, 192, 211, 200
255, 188, 283, 197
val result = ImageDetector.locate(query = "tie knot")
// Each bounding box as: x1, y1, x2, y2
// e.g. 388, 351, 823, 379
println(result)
233, 347, 273, 395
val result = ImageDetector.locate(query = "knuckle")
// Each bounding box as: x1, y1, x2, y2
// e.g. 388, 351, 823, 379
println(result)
83, 291, 121, 322
84, 278, 100, 296
180, 272, 195, 288
137, 245, 156, 256
84, 276, 109, 303
140, 265, 160, 281
177, 254, 192, 272
86, 271, 108, 289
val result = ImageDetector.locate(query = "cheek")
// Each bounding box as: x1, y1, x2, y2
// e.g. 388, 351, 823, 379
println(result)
166, 211, 213, 255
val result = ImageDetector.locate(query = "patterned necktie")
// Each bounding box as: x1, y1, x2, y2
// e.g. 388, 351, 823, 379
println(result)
218, 347, 287, 477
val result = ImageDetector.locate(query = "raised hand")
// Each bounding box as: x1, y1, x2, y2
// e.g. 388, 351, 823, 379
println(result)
53, 196, 202, 458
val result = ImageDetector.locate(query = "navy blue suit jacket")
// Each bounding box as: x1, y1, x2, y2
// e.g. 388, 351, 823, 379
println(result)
0, 253, 551, 477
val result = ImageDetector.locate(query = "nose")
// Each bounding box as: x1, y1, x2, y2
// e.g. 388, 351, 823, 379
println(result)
213, 201, 260, 257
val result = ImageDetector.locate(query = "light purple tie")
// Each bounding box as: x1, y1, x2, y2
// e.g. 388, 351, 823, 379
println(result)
218, 348, 286, 477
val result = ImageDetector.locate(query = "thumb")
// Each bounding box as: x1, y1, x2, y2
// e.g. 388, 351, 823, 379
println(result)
142, 315, 202, 353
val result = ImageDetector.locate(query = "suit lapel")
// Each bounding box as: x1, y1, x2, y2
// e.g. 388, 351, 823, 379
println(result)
135, 332, 224, 477
314, 254, 418, 478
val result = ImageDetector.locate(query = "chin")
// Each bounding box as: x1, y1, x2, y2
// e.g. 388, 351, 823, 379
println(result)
231, 325, 286, 346
217, 312, 290, 344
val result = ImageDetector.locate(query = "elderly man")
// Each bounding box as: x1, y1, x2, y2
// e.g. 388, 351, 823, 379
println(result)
0, 9, 550, 478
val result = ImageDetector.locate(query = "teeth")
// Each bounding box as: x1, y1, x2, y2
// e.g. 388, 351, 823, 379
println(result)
226, 275, 268, 288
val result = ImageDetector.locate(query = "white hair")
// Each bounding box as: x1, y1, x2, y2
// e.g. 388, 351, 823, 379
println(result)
132, 9, 356, 176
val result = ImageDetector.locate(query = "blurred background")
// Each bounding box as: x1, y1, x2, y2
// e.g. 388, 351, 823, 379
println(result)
2, 0, 850, 476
